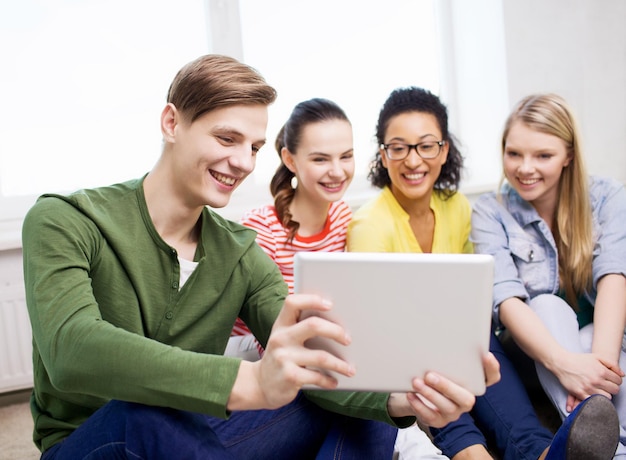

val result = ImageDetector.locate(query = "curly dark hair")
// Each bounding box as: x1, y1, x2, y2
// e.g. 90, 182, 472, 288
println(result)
368, 87, 463, 199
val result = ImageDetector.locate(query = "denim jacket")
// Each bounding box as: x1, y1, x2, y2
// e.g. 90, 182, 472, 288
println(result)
471, 175, 626, 328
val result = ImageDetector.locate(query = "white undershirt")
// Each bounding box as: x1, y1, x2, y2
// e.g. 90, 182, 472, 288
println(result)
178, 256, 199, 289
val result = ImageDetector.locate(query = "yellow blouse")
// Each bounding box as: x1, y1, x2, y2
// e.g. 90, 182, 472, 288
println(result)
347, 186, 473, 254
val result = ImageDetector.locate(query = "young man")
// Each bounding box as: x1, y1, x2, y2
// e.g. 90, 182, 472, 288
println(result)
22, 54, 498, 459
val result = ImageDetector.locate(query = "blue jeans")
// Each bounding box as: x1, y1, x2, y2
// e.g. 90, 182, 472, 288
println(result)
430, 332, 553, 460
41, 392, 397, 460
530, 294, 626, 457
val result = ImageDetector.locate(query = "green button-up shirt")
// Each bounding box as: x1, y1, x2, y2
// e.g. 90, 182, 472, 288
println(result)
22, 177, 403, 452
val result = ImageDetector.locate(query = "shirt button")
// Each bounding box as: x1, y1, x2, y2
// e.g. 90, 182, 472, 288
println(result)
172, 281, 179, 289
165, 311, 173, 320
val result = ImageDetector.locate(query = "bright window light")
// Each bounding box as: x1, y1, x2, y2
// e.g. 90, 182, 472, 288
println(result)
239, 0, 440, 196
0, 0, 209, 198
4, 0, 505, 229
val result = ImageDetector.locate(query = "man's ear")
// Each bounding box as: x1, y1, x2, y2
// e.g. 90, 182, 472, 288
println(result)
161, 103, 178, 143
280, 147, 297, 173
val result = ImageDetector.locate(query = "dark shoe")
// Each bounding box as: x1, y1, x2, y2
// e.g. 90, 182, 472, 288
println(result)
545, 394, 619, 460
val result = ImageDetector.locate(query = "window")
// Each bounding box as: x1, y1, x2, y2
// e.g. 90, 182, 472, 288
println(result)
0, 0, 508, 241
218, 0, 509, 214
237, 0, 440, 202
0, 0, 209, 221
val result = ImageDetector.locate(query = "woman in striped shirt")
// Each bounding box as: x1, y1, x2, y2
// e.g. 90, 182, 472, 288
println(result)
227, 97, 354, 360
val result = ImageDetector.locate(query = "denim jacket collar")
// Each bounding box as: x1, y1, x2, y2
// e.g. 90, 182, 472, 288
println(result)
501, 184, 544, 229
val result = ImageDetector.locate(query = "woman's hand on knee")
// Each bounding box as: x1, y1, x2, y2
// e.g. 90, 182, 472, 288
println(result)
556, 352, 623, 404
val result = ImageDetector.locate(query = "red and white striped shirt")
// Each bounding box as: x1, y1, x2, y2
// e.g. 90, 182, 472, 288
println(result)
231, 201, 352, 340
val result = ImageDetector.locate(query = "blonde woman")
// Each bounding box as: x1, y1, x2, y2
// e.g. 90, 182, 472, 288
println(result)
472, 93, 625, 458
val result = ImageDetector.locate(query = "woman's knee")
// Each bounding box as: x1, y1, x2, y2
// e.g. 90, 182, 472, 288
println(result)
529, 294, 577, 326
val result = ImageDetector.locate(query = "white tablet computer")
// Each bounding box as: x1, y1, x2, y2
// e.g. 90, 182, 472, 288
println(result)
294, 251, 494, 395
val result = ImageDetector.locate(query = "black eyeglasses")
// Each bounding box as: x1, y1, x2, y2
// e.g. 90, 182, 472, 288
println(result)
380, 140, 445, 160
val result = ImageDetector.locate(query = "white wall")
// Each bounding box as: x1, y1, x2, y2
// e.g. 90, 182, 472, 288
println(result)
502, 0, 626, 184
